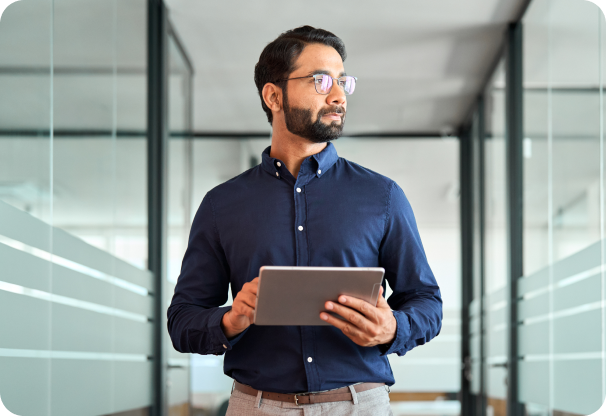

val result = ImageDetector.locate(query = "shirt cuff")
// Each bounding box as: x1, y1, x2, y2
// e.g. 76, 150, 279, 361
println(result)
209, 306, 249, 355
379, 310, 410, 356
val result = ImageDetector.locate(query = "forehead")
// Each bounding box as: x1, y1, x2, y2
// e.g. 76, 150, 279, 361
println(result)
290, 43, 344, 76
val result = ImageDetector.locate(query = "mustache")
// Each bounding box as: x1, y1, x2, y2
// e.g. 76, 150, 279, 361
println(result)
317, 106, 346, 118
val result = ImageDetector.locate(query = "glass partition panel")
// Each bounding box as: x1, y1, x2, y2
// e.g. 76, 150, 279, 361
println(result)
484, 59, 508, 416
520, 0, 606, 414
0, 0, 153, 415
0, 1, 52, 414
0, 0, 52, 223
166, 29, 194, 414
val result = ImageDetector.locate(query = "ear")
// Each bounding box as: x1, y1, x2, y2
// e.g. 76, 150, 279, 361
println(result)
262, 83, 283, 113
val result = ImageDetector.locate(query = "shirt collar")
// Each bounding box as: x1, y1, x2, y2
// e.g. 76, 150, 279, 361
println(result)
261, 142, 339, 180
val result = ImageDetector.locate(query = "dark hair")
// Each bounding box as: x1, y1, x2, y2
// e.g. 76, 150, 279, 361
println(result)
254, 26, 347, 125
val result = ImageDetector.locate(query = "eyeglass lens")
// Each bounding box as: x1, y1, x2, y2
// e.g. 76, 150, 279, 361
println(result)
314, 75, 356, 95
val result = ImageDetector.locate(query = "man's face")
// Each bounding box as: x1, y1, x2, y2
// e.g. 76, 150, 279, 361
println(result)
282, 43, 347, 143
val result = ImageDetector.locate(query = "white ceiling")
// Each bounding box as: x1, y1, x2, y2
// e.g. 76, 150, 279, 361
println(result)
165, 0, 528, 134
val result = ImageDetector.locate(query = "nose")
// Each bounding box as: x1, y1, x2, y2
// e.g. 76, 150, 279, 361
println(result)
326, 79, 346, 107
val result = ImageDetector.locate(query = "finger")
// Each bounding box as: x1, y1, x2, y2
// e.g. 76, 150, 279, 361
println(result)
325, 301, 373, 331
237, 291, 257, 309
242, 279, 259, 295
336, 295, 379, 322
319, 311, 366, 341
233, 302, 255, 321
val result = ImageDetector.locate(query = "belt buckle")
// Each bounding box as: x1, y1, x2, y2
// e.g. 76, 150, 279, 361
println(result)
294, 392, 308, 406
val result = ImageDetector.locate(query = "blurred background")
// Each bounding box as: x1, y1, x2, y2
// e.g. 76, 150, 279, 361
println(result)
0, 0, 605, 415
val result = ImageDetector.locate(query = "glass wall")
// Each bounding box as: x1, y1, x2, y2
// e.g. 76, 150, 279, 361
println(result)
0, 1, 191, 415
166, 28, 194, 415
483, 59, 508, 416
519, 0, 606, 415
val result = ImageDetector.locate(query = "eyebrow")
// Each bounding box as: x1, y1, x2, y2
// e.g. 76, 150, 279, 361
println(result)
307, 69, 347, 78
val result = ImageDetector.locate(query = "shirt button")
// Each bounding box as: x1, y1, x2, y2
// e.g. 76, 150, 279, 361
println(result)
277, 161, 282, 167
296, 188, 302, 193
223, 344, 227, 349
317, 169, 322, 175
298, 226, 304, 231
275, 172, 279, 177
307, 357, 313, 363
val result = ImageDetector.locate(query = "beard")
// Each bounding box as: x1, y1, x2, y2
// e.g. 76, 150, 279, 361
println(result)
282, 90, 345, 144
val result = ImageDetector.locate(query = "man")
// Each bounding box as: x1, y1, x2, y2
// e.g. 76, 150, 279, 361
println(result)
167, 26, 442, 415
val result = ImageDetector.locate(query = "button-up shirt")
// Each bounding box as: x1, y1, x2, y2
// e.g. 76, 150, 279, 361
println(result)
167, 142, 442, 394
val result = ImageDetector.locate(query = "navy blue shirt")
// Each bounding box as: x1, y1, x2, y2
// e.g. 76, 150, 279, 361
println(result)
167, 142, 442, 394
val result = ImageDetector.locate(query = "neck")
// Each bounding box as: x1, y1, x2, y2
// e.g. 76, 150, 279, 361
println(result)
269, 122, 327, 178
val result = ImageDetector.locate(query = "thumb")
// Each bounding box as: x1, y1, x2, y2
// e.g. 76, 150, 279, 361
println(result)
377, 285, 389, 308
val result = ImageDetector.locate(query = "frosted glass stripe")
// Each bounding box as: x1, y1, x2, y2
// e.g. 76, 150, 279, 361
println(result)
522, 286, 549, 301
521, 300, 603, 325
51, 226, 152, 290
522, 352, 602, 361
491, 300, 507, 311
168, 358, 190, 367
0, 280, 148, 322
486, 355, 507, 364
557, 265, 602, 288
0, 235, 148, 296
518, 268, 549, 296
492, 323, 507, 332
393, 358, 459, 365
0, 200, 152, 290
433, 334, 461, 342
191, 356, 222, 367
522, 265, 603, 300
552, 241, 601, 282
0, 348, 148, 362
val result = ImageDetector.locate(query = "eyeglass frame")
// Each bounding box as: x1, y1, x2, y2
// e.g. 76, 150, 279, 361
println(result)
273, 74, 357, 95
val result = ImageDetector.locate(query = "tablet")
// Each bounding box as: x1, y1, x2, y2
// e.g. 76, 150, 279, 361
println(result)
254, 266, 385, 326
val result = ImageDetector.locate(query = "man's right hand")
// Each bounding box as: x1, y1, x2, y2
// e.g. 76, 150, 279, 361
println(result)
221, 277, 259, 339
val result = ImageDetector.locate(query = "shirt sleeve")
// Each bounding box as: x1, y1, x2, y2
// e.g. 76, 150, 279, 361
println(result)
167, 193, 246, 355
378, 181, 443, 356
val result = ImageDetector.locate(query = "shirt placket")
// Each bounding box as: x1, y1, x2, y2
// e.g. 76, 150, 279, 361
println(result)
293, 169, 321, 392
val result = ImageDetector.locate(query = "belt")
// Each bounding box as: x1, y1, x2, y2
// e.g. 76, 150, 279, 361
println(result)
233, 380, 386, 405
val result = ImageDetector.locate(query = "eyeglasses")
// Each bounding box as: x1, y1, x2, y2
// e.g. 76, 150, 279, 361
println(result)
275, 74, 357, 95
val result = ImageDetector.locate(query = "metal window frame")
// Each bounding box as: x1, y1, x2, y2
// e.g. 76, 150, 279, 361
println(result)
147, 0, 169, 415
459, 18, 526, 416
505, 22, 524, 416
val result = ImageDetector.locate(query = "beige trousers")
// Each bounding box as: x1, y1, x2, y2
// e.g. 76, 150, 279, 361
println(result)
225, 385, 393, 416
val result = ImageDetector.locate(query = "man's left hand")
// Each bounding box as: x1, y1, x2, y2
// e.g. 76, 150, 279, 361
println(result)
320, 286, 397, 347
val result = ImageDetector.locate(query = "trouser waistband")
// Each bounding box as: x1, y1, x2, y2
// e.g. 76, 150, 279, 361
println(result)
232, 380, 386, 406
